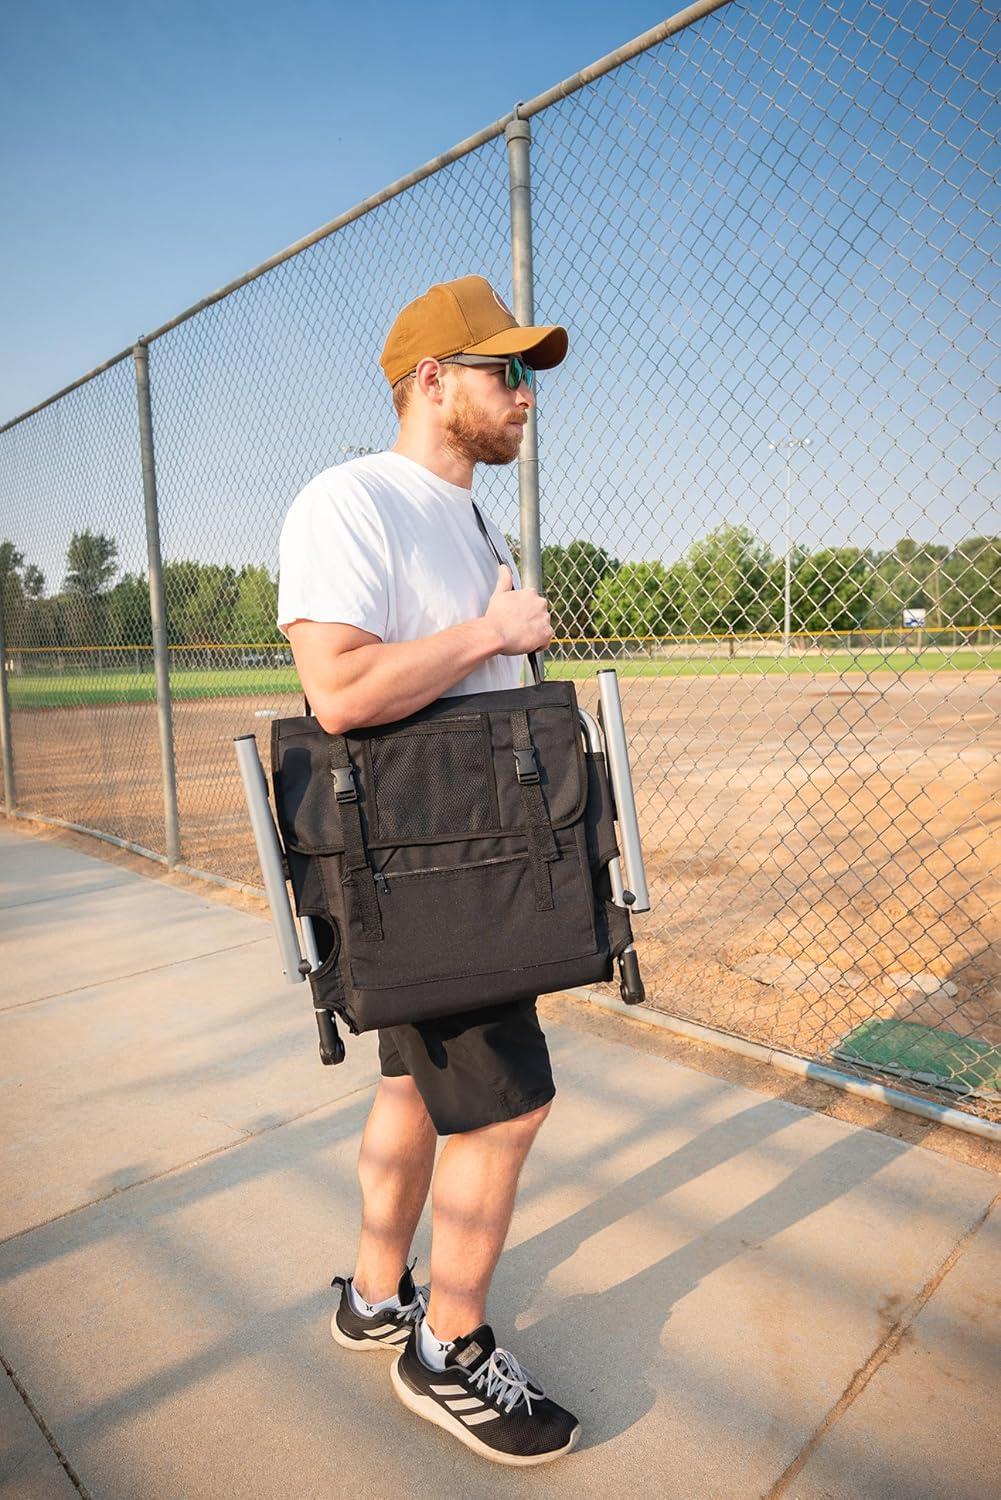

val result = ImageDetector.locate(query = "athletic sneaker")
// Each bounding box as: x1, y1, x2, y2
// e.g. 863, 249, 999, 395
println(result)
330, 1264, 429, 1352
392, 1321, 580, 1466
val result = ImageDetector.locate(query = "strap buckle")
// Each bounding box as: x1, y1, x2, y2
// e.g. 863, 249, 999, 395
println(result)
331, 764, 358, 803
514, 747, 540, 785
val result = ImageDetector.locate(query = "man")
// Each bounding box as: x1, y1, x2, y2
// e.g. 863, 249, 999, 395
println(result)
277, 275, 579, 1465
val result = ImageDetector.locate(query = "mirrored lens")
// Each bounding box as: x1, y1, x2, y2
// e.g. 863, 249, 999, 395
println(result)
506, 356, 535, 391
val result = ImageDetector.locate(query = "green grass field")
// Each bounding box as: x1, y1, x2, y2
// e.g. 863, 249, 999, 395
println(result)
7, 651, 1000, 708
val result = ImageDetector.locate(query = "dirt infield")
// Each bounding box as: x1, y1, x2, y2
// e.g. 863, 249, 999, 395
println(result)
10, 669, 1000, 1109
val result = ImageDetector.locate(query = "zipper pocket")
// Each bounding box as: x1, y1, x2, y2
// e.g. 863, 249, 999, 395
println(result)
375, 853, 525, 891
377, 716, 480, 739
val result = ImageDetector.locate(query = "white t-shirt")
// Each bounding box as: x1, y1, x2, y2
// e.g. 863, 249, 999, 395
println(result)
277, 450, 523, 696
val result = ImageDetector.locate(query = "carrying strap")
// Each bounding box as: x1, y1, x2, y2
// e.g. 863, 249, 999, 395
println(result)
471, 501, 544, 688
302, 499, 541, 714
510, 707, 559, 911
327, 737, 383, 941
473, 504, 556, 910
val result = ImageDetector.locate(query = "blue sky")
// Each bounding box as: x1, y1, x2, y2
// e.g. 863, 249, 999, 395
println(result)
1, 0, 678, 421
1, 0, 998, 592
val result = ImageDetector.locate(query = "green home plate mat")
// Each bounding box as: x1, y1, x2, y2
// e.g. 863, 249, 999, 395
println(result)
834, 1019, 1001, 1101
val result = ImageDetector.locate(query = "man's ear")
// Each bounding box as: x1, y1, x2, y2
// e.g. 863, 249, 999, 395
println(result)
414, 357, 444, 402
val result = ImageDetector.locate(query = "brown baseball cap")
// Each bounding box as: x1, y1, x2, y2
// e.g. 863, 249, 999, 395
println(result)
380, 274, 568, 387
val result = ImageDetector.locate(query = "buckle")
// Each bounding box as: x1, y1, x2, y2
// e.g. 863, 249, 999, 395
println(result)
330, 764, 358, 803
514, 747, 540, 785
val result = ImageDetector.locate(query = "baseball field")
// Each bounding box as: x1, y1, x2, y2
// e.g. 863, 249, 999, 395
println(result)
8, 664, 1000, 1109
7, 648, 1001, 707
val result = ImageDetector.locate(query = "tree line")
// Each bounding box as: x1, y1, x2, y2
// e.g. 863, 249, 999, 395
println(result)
0, 535, 279, 649
534, 528, 998, 640
1, 525, 999, 653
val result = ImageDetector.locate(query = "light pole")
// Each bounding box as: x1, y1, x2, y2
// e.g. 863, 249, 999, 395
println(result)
768, 436, 811, 657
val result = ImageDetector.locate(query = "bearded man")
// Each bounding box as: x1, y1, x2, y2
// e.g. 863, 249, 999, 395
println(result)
277, 275, 579, 1465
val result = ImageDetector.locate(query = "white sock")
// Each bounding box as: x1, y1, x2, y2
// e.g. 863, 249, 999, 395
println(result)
417, 1317, 455, 1372
347, 1279, 403, 1317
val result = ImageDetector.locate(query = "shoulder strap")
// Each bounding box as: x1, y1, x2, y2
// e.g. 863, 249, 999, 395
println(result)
471, 501, 544, 687
305, 497, 543, 717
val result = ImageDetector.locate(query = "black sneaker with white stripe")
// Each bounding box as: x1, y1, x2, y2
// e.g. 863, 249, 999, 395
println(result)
330, 1265, 428, 1352
391, 1322, 580, 1466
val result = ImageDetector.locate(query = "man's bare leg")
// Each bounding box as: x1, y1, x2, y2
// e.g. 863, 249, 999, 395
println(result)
352, 1075, 437, 1303
425, 1101, 552, 1341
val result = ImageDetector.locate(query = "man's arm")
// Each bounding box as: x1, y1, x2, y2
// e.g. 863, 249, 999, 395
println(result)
287, 564, 550, 734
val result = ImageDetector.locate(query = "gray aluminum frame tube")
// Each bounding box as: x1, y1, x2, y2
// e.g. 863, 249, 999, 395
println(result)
234, 734, 307, 982
597, 670, 651, 910
506, 113, 543, 609
0, 585, 15, 812
133, 343, 181, 866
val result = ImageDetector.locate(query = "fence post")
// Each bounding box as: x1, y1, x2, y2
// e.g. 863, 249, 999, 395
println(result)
0, 582, 15, 814
133, 341, 181, 866
505, 111, 543, 603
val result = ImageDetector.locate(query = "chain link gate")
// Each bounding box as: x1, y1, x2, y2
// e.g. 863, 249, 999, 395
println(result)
1, 0, 997, 1120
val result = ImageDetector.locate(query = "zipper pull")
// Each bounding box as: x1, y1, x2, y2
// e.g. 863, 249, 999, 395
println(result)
374, 871, 390, 896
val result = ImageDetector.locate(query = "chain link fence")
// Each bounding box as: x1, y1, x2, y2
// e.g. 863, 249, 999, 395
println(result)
1, 0, 998, 1119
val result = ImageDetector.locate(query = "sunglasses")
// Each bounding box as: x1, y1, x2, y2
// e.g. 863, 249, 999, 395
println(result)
439, 352, 536, 391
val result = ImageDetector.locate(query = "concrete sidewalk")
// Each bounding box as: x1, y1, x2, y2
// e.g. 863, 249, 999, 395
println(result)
1, 822, 998, 1500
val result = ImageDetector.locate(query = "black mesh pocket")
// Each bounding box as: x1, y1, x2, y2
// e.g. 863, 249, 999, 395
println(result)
370, 719, 499, 841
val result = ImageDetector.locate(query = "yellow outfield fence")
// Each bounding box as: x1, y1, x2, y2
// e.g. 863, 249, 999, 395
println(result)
8, 624, 1001, 651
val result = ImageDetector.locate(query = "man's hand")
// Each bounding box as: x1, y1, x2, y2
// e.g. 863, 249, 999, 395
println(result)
286, 563, 548, 734
485, 565, 553, 656
288, 610, 512, 735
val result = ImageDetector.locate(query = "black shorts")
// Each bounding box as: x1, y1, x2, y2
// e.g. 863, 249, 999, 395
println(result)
377, 996, 555, 1136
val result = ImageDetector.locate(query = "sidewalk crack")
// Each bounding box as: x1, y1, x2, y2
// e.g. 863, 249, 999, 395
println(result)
0, 937, 271, 1014
0, 1350, 93, 1498
0, 876, 133, 913
0, 1080, 378, 1249
765, 1189, 1001, 1498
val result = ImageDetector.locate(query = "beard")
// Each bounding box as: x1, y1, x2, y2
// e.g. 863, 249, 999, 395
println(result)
443, 384, 526, 466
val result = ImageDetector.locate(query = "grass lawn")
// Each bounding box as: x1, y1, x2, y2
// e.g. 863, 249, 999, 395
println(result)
551, 651, 1001, 680
7, 650, 1000, 708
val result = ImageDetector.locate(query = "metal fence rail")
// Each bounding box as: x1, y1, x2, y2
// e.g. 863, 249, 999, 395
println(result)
1, 0, 998, 1120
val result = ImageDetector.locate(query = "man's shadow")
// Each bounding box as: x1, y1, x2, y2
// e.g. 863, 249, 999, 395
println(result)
496, 1086, 913, 1450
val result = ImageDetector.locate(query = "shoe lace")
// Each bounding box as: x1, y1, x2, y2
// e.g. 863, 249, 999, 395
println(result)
469, 1347, 545, 1416
399, 1279, 430, 1324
